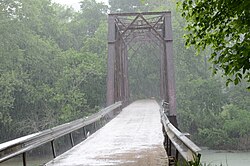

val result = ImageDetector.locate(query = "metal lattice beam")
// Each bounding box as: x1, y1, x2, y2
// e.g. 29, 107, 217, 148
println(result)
106, 12, 177, 124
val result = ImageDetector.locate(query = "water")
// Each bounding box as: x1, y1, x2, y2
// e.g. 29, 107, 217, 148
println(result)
1, 156, 51, 166
2, 149, 250, 166
201, 148, 250, 166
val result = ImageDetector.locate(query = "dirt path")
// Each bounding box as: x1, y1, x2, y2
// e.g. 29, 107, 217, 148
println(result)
46, 100, 168, 166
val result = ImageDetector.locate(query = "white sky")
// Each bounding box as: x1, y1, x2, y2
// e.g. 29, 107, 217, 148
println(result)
52, 0, 109, 10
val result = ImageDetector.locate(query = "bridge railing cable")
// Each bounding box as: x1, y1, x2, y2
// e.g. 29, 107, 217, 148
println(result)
160, 104, 201, 165
0, 101, 122, 165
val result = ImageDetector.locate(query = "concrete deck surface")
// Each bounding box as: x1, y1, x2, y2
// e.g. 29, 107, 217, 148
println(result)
45, 100, 168, 166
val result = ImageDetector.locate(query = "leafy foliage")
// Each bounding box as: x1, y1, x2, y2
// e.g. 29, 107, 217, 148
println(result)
128, 43, 161, 100
178, 0, 250, 89
0, 0, 107, 142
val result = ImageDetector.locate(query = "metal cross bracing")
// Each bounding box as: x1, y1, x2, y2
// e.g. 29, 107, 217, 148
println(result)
106, 11, 177, 126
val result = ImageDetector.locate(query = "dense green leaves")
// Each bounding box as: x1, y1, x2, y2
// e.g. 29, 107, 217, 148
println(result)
128, 43, 161, 100
0, 0, 107, 142
196, 104, 250, 150
178, 0, 250, 88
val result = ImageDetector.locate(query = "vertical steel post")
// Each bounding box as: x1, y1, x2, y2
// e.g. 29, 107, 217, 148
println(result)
69, 133, 74, 147
51, 140, 56, 158
164, 12, 176, 116
168, 141, 172, 156
162, 124, 168, 153
107, 15, 116, 106
83, 127, 87, 139
115, 38, 121, 102
94, 122, 97, 131
120, 42, 125, 102
22, 153, 26, 166
175, 149, 179, 161
164, 12, 178, 127
123, 45, 129, 105
160, 44, 166, 100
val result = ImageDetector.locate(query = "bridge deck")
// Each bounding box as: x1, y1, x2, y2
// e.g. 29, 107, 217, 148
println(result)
45, 100, 168, 166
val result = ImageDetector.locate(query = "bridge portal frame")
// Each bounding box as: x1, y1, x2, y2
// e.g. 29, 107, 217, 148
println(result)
106, 11, 177, 125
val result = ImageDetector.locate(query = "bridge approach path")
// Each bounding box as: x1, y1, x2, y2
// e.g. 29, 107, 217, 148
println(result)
45, 100, 168, 166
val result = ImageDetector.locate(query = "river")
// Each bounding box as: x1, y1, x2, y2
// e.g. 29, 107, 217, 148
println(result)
2, 149, 250, 166
201, 148, 250, 166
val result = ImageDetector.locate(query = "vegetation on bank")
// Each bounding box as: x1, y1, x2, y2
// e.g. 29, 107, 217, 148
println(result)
175, 0, 250, 150
0, 0, 108, 142
0, 0, 249, 151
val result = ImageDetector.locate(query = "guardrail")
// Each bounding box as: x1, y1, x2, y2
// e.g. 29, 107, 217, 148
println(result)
0, 101, 122, 166
160, 105, 201, 165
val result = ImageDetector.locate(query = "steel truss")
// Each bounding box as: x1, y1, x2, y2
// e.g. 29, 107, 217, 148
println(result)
106, 11, 177, 126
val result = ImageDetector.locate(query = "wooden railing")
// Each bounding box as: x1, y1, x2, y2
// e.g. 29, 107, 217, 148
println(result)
0, 101, 122, 166
160, 105, 201, 165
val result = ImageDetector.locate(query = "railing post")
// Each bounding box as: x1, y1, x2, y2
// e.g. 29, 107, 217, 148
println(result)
168, 141, 172, 156
51, 140, 56, 158
97, 120, 100, 130
175, 149, 179, 162
101, 116, 105, 126
69, 133, 74, 147
94, 122, 97, 131
22, 152, 27, 166
83, 127, 87, 139
162, 124, 167, 153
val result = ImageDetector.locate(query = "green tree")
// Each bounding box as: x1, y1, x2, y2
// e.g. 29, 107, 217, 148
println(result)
128, 42, 161, 100
178, 0, 250, 88
0, 0, 108, 142
68, 0, 108, 50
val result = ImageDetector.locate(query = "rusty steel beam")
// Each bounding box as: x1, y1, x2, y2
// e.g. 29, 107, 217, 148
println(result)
114, 36, 120, 102
139, 15, 165, 41
107, 15, 116, 106
163, 12, 176, 117
153, 15, 164, 29
121, 14, 140, 37
123, 45, 129, 105
107, 11, 177, 123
